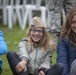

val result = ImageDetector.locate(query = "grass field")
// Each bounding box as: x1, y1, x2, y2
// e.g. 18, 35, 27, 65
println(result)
0, 24, 57, 75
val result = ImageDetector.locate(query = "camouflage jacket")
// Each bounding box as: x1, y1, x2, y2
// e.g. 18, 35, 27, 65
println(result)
46, 0, 76, 33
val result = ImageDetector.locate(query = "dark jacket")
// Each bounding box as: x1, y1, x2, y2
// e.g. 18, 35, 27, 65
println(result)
57, 37, 76, 75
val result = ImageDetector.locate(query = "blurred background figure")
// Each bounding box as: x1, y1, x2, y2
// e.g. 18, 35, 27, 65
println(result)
46, 0, 76, 34
45, 0, 76, 51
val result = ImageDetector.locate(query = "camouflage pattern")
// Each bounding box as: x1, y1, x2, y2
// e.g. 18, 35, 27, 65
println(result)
46, 0, 76, 33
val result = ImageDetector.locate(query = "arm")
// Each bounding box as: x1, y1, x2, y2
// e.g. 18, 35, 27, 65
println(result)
57, 37, 70, 75
38, 49, 52, 75
0, 31, 7, 55
16, 39, 30, 73
17, 39, 30, 61
64, 0, 76, 15
46, 0, 64, 33
39, 49, 52, 70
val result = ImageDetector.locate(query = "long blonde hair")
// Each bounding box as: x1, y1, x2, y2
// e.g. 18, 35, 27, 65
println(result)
61, 8, 76, 47
27, 28, 50, 51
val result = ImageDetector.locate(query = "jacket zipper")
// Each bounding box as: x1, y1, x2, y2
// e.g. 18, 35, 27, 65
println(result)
34, 48, 38, 75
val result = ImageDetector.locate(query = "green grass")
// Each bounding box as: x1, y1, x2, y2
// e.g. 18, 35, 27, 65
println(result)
0, 24, 29, 75
0, 24, 56, 75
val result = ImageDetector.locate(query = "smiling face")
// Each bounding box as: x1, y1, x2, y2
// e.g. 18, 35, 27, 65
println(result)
71, 15, 76, 33
30, 27, 43, 43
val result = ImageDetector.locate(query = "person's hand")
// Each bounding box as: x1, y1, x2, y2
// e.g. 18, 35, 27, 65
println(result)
38, 71, 45, 75
15, 60, 27, 73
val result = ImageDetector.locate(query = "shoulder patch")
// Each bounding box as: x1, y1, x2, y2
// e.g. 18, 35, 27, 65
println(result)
21, 38, 28, 42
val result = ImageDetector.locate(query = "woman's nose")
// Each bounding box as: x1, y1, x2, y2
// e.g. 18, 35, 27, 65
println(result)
35, 31, 39, 34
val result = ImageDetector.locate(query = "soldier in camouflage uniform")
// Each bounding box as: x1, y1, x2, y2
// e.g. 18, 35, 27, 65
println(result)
46, 0, 76, 33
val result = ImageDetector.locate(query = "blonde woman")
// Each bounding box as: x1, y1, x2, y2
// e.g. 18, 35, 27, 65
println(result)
7, 17, 63, 75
